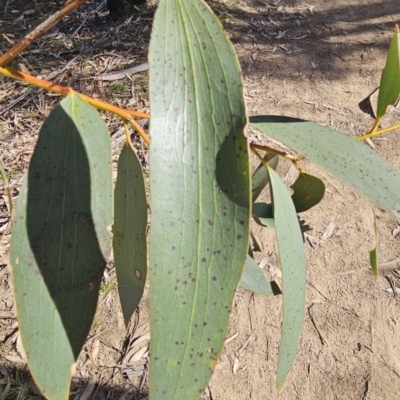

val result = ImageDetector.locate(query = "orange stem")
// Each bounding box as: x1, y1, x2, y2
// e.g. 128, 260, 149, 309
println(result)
0, 0, 86, 67
0, 66, 150, 143
250, 143, 300, 162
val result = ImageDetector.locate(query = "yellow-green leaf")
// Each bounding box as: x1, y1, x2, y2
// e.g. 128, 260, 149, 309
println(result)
377, 24, 400, 118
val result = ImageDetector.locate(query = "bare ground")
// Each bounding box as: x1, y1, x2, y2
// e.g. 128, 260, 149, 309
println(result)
1, 0, 400, 399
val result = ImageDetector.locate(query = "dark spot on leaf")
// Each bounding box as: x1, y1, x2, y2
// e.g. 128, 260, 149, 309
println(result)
212, 276, 217, 281
202, 257, 206, 263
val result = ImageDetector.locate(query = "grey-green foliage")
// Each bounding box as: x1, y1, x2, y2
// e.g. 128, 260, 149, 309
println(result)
10, 94, 112, 400
148, 0, 250, 398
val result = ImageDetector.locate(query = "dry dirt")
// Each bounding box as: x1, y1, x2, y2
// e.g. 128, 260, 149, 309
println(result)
1, 0, 400, 399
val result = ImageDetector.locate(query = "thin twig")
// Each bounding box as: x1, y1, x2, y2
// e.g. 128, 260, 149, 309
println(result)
250, 143, 301, 163
0, 0, 86, 67
358, 122, 400, 141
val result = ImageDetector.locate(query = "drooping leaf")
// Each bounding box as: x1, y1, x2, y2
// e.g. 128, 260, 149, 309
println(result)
268, 167, 306, 389
113, 143, 147, 325
10, 94, 112, 399
376, 24, 400, 118
291, 171, 325, 213
148, 0, 250, 399
250, 116, 400, 219
252, 202, 275, 229
252, 153, 279, 202
239, 255, 281, 296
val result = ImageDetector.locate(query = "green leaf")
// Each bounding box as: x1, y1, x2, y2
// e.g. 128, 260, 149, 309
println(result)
113, 143, 147, 325
268, 167, 306, 389
252, 154, 279, 202
149, 0, 250, 399
250, 116, 400, 219
10, 94, 112, 399
377, 24, 400, 118
240, 255, 281, 296
252, 202, 275, 229
370, 248, 378, 277
370, 205, 378, 277
291, 171, 325, 213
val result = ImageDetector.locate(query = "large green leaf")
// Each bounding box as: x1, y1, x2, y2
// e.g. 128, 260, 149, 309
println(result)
252, 154, 278, 202
239, 255, 281, 296
10, 94, 112, 400
250, 116, 400, 218
149, 0, 250, 398
268, 167, 306, 389
291, 171, 325, 213
377, 24, 400, 118
113, 143, 147, 325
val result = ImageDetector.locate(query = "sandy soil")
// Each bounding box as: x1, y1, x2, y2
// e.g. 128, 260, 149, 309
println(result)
1, 0, 400, 399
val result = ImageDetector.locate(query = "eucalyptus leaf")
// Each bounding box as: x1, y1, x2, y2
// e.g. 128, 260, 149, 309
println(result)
252, 202, 275, 229
10, 94, 112, 399
149, 0, 250, 398
252, 154, 279, 202
113, 143, 147, 325
291, 171, 325, 213
240, 255, 281, 296
250, 116, 400, 219
268, 167, 306, 389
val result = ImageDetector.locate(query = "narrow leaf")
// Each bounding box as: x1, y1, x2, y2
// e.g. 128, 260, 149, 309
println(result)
291, 171, 325, 213
370, 249, 378, 277
377, 24, 400, 118
113, 143, 147, 325
252, 154, 279, 202
268, 167, 306, 389
10, 94, 112, 399
149, 0, 250, 399
370, 205, 378, 277
250, 116, 400, 218
240, 255, 281, 296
